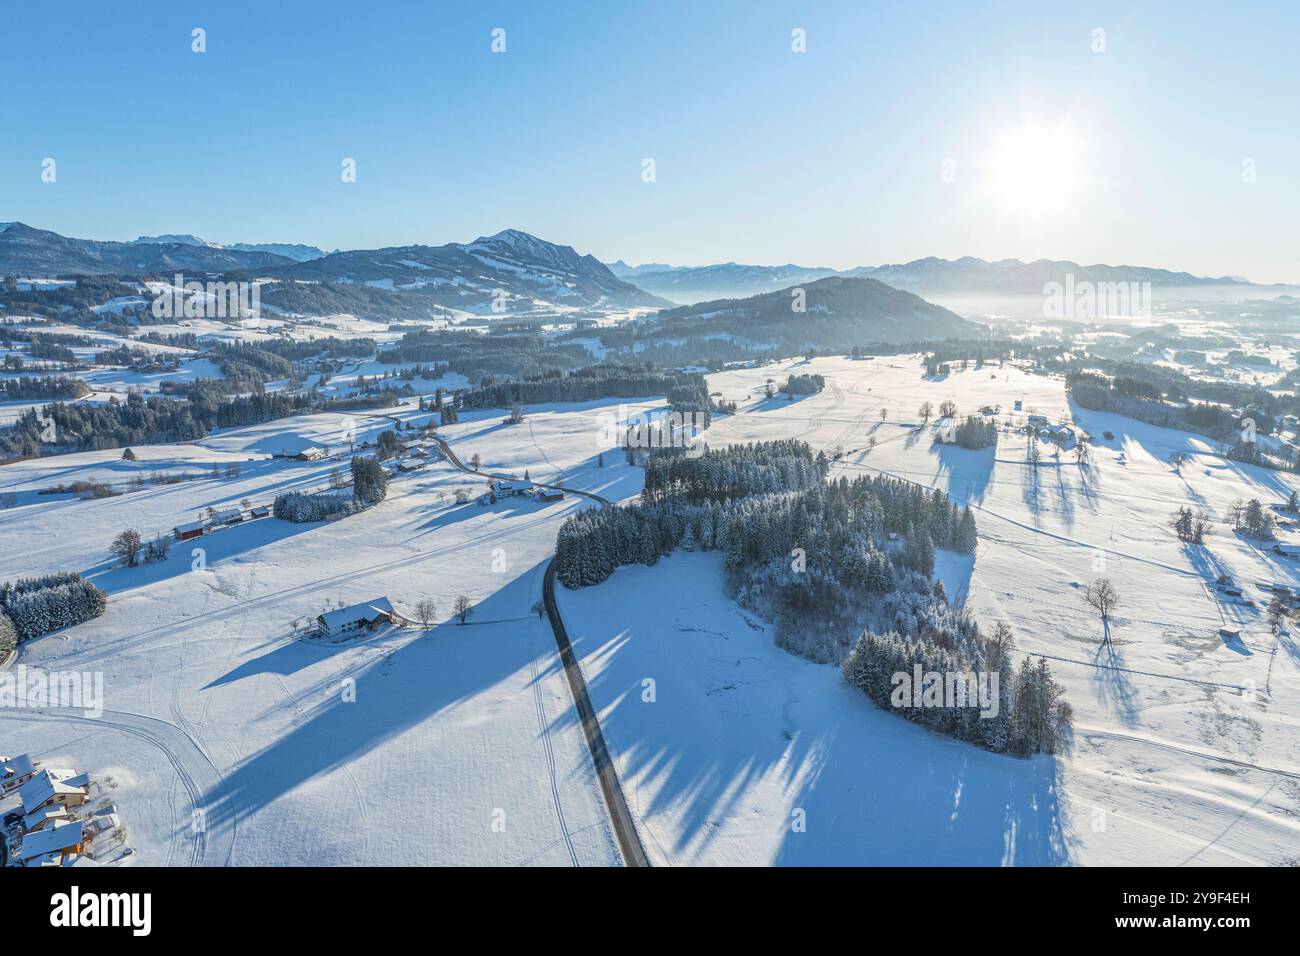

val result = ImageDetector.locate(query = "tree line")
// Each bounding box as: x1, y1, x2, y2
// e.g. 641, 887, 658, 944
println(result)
0, 571, 107, 646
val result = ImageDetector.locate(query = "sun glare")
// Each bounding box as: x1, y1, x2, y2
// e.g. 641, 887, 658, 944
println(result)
985, 121, 1085, 218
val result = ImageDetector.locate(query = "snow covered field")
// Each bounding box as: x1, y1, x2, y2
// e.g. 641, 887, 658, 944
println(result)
0, 401, 667, 866
3, 356, 1298, 866
551, 356, 1300, 866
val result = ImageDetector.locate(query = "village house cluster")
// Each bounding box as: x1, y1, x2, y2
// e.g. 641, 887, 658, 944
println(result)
1, 754, 125, 867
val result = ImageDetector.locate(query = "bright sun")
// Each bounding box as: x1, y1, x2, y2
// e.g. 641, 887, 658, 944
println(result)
985, 121, 1085, 218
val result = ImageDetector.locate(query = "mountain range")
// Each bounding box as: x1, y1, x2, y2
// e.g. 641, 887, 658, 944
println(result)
2, 220, 1281, 317
130, 234, 327, 262
0, 223, 667, 312
0, 222, 300, 274
254, 229, 669, 311
609, 256, 1268, 304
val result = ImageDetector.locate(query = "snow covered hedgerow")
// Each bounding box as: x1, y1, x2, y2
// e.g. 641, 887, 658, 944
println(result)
0, 573, 108, 643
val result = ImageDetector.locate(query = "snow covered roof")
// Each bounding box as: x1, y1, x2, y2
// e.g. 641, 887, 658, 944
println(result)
318, 597, 394, 633
23, 804, 69, 831
174, 520, 209, 534
1, 753, 35, 786
492, 478, 533, 491
19, 769, 87, 814
213, 508, 242, 522
15, 820, 84, 863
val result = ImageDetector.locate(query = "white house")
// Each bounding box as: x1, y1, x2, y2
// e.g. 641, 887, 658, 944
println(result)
1, 753, 37, 794
316, 597, 395, 637
490, 478, 533, 498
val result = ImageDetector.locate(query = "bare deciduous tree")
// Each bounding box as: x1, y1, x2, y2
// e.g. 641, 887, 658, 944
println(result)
414, 598, 437, 627
453, 594, 473, 625
1085, 577, 1120, 621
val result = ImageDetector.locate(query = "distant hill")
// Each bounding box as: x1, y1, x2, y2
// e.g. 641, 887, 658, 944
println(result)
610, 262, 841, 303
647, 275, 980, 347
0, 222, 296, 274
610, 255, 1270, 305
849, 256, 1257, 296
130, 234, 327, 262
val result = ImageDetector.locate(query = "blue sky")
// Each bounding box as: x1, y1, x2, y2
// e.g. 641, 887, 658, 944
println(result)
4, 1, 1297, 281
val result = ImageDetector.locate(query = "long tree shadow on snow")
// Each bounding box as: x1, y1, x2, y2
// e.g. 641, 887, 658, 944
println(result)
194, 564, 549, 845
772, 719, 1075, 866
549, 567, 1076, 866
933, 442, 995, 507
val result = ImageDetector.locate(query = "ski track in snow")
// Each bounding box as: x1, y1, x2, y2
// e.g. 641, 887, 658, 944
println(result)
7, 707, 234, 866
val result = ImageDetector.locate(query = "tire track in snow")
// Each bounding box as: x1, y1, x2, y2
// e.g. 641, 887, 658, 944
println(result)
435, 433, 645, 866
1074, 725, 1300, 780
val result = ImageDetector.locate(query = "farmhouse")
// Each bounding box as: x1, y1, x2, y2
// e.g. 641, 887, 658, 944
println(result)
317, 597, 395, 637
172, 520, 210, 541
490, 478, 533, 498
248, 505, 271, 519
537, 488, 565, 502
1, 753, 37, 794
213, 508, 243, 525
1273, 543, 1300, 557
293, 446, 327, 461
